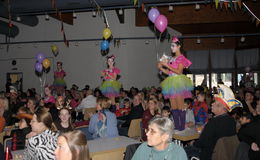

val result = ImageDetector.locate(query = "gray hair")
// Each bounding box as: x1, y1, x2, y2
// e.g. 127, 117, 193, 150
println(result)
149, 117, 174, 142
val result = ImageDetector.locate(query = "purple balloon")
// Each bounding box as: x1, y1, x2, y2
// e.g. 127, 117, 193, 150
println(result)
155, 15, 168, 33
148, 8, 160, 23
36, 53, 45, 63
35, 62, 43, 72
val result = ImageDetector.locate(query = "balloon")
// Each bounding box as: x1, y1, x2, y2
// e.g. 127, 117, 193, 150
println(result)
103, 28, 112, 40
51, 45, 59, 57
36, 53, 45, 63
155, 15, 168, 33
101, 40, 109, 51
35, 62, 43, 72
148, 8, 160, 23
42, 58, 51, 69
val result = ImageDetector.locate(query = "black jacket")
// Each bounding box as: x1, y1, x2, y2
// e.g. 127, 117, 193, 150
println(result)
194, 113, 236, 160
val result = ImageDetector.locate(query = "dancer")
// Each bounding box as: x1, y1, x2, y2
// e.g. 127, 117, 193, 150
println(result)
100, 55, 121, 105
158, 36, 193, 131
53, 62, 66, 96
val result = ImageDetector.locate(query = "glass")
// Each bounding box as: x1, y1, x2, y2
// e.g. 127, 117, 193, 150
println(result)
145, 128, 158, 135
195, 74, 204, 86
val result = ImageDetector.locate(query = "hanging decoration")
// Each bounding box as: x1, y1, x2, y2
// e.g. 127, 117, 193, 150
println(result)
59, 12, 69, 47
131, 0, 138, 6
103, 28, 112, 40
242, 2, 260, 27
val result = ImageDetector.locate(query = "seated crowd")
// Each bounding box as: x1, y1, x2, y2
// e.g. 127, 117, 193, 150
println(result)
0, 83, 259, 160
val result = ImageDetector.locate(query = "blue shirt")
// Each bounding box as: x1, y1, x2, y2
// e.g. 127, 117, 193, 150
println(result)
88, 110, 118, 139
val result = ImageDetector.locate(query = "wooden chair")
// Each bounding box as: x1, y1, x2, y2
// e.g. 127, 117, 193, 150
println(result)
83, 108, 96, 120
127, 119, 141, 139
212, 135, 239, 160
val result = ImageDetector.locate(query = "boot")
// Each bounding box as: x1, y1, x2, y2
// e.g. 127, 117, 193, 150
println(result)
179, 110, 186, 131
171, 109, 180, 130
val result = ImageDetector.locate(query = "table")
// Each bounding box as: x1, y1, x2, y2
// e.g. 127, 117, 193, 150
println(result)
173, 127, 200, 141
89, 136, 140, 160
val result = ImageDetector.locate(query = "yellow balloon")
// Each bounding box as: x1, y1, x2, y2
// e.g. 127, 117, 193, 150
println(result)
42, 58, 51, 69
51, 45, 59, 57
103, 28, 112, 40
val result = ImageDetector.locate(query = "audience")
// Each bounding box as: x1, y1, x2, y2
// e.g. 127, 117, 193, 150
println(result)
192, 92, 208, 125
142, 98, 161, 141
55, 130, 90, 160
193, 85, 240, 160
54, 107, 74, 133
132, 117, 188, 160
88, 97, 118, 139
24, 108, 58, 160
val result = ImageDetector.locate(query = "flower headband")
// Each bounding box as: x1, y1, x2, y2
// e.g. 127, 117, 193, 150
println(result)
107, 55, 115, 61
172, 36, 180, 43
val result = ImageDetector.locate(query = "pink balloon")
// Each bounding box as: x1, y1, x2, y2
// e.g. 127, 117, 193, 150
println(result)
154, 15, 168, 33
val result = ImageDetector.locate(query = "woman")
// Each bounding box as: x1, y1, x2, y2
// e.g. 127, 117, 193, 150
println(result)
132, 117, 187, 160
55, 130, 90, 160
53, 61, 67, 96
88, 96, 118, 139
158, 37, 193, 131
24, 108, 58, 160
54, 107, 74, 133
44, 85, 56, 104
100, 55, 121, 105
0, 97, 7, 132
142, 98, 161, 141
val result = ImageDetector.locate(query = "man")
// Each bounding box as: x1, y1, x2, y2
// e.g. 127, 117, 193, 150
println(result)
118, 95, 144, 136
76, 89, 96, 111
194, 84, 242, 160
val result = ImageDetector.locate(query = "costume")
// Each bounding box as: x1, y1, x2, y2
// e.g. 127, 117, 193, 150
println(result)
192, 101, 208, 125
53, 65, 66, 93
161, 55, 193, 99
132, 142, 188, 160
24, 129, 58, 160
100, 67, 121, 98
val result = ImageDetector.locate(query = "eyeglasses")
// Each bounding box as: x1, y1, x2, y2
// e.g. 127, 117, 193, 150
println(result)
145, 128, 159, 135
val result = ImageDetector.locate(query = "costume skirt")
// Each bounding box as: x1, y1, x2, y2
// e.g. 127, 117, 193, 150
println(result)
161, 74, 193, 99
100, 80, 121, 98
53, 78, 66, 87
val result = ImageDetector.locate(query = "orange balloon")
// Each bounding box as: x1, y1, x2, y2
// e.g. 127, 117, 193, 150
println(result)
42, 58, 51, 69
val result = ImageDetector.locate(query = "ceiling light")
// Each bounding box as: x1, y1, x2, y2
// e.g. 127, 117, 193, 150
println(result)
240, 36, 245, 42
16, 16, 21, 22
45, 14, 49, 21
92, 11, 96, 17
73, 12, 77, 19
169, 5, 173, 12
196, 37, 201, 44
118, 9, 123, 15
220, 37, 225, 43
195, 4, 200, 10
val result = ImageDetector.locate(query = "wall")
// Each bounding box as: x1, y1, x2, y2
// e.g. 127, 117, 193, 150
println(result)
0, 9, 180, 92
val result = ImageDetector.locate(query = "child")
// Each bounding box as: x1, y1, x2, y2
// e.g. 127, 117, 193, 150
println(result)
161, 106, 173, 122
184, 98, 195, 128
115, 98, 131, 117
192, 92, 208, 125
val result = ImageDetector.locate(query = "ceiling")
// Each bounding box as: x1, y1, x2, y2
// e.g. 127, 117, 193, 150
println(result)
0, 0, 204, 16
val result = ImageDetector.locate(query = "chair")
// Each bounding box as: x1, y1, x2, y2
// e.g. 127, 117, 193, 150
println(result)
127, 119, 141, 139
83, 108, 96, 120
4, 137, 12, 151
0, 131, 5, 144
212, 135, 239, 160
